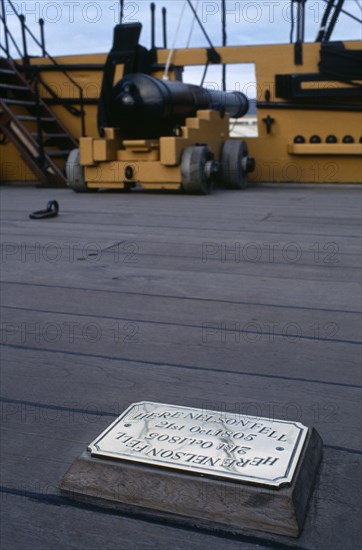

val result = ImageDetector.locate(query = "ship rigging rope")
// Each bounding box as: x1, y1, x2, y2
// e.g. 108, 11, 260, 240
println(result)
163, 0, 218, 82
185, 0, 218, 50
320, 0, 362, 24
186, 0, 199, 48
200, 60, 209, 87
163, 0, 188, 80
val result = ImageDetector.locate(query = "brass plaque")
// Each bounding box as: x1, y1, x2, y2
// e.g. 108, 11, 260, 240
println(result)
88, 401, 308, 487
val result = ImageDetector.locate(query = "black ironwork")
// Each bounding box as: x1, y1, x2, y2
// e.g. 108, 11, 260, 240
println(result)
323, 0, 345, 41
39, 19, 46, 56
297, 0, 306, 43
185, 0, 221, 63
294, 42, 303, 65
0, 0, 10, 57
221, 0, 227, 91
162, 7, 167, 49
262, 115, 275, 134
2, 0, 86, 136
19, 14, 29, 65
319, 42, 362, 82
275, 72, 362, 99
33, 72, 45, 167
316, 0, 336, 41
317, 0, 360, 41
38, 76, 85, 115
120, 0, 124, 23
200, 60, 209, 87
290, 0, 307, 64
0, 14, 23, 58
151, 2, 156, 49
29, 200, 59, 219
257, 101, 362, 112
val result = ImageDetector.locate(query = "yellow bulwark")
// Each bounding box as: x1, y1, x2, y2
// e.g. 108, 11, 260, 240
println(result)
1, 41, 361, 184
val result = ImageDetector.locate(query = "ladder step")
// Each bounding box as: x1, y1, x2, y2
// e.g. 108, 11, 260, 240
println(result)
2, 98, 37, 106
46, 150, 72, 157
0, 83, 29, 91
17, 115, 55, 122
0, 68, 17, 75
0, 60, 75, 187
31, 132, 69, 139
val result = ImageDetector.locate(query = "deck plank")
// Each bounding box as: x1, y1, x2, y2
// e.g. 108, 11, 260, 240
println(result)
1, 346, 361, 451
1, 493, 265, 550
1, 184, 361, 549
1, 415, 361, 549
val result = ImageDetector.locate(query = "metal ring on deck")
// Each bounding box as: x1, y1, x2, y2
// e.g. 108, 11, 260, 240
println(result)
29, 200, 59, 220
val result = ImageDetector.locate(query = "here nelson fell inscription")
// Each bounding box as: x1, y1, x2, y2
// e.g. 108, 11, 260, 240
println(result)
88, 402, 308, 487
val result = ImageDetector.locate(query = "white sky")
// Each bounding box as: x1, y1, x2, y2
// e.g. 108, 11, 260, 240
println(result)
2, 1, 361, 95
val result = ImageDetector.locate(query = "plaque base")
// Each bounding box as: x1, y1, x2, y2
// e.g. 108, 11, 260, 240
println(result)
60, 428, 322, 538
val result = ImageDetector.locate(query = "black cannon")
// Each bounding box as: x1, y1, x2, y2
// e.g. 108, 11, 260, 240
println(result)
108, 73, 249, 139
67, 23, 255, 195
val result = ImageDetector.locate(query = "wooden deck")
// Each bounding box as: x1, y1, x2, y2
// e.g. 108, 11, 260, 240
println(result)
1, 183, 361, 549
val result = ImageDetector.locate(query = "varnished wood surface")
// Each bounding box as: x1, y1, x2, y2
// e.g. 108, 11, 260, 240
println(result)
60, 429, 323, 538
1, 183, 361, 549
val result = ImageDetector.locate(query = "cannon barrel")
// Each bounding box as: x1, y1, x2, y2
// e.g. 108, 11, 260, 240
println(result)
108, 73, 249, 139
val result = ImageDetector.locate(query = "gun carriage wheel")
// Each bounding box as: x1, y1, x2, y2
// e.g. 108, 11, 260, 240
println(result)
66, 149, 90, 193
221, 140, 250, 190
181, 146, 215, 195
